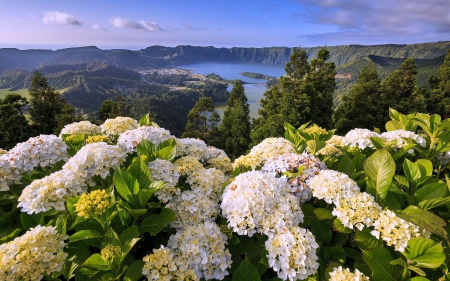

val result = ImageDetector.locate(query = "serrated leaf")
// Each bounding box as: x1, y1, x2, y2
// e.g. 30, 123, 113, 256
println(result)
69, 230, 103, 243
397, 206, 448, 242
324, 245, 346, 264
140, 208, 175, 235
113, 169, 140, 205
127, 158, 152, 189
232, 258, 261, 281
364, 149, 395, 199
403, 237, 446, 268
155, 145, 177, 161
123, 260, 144, 281
362, 247, 402, 281
136, 139, 157, 160
414, 183, 447, 203
119, 225, 140, 245
139, 113, 152, 126
354, 228, 383, 250
419, 197, 450, 210
313, 208, 334, 220
332, 219, 353, 234
306, 140, 326, 155
82, 253, 110, 272
337, 155, 356, 175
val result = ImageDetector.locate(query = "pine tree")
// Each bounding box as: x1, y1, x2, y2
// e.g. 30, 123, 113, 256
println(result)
427, 49, 450, 117
98, 94, 130, 122
333, 62, 382, 133
182, 97, 221, 144
28, 71, 67, 134
378, 58, 425, 122
216, 80, 251, 160
0, 93, 33, 149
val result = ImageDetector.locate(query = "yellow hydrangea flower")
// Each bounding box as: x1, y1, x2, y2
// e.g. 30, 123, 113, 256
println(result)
74, 189, 113, 218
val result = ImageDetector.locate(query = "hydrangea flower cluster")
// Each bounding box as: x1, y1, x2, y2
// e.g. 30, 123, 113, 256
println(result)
307, 170, 361, 205
166, 222, 232, 280
8, 135, 69, 172
63, 142, 126, 180
371, 210, 428, 252
174, 156, 204, 176
221, 171, 304, 238
206, 155, 233, 173
329, 266, 369, 281
117, 126, 172, 153
101, 116, 139, 135
74, 189, 113, 218
317, 135, 344, 156
0, 225, 68, 281
18, 170, 86, 214
101, 244, 121, 265
142, 246, 198, 281
85, 134, 110, 144
233, 154, 265, 170
342, 128, 381, 149
248, 137, 296, 161
265, 226, 319, 281
381, 130, 427, 148
59, 120, 101, 136
332, 192, 382, 230
175, 138, 212, 161
261, 153, 327, 203
0, 154, 16, 191
148, 159, 181, 203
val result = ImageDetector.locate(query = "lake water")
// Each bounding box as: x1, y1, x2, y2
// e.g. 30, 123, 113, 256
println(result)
179, 62, 286, 119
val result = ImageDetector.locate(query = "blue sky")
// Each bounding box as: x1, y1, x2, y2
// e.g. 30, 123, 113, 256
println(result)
1, 0, 449, 50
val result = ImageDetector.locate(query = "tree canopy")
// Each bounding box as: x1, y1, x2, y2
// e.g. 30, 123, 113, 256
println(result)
182, 97, 221, 144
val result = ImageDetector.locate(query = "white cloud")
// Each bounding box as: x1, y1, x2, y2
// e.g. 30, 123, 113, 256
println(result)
93, 24, 107, 31
184, 23, 206, 30
42, 11, 83, 26
140, 21, 164, 31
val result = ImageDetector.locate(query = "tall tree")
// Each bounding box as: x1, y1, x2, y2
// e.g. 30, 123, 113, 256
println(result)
378, 58, 425, 122
215, 80, 251, 160
307, 48, 336, 129
427, 49, 450, 117
28, 70, 67, 134
0, 93, 33, 149
98, 94, 130, 122
333, 62, 382, 133
182, 97, 221, 144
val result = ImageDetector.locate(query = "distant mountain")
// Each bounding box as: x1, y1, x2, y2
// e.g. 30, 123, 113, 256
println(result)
1, 41, 449, 73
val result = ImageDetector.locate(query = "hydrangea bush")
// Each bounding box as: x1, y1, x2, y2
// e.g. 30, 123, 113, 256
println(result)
0, 108, 449, 280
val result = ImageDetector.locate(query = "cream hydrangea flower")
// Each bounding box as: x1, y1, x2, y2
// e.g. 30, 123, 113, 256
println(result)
381, 130, 427, 148
174, 156, 204, 176
317, 135, 344, 156
0, 153, 19, 191
166, 222, 232, 280
342, 128, 380, 150
0, 225, 68, 281
101, 244, 121, 265
18, 170, 86, 214
175, 138, 211, 161
8, 135, 69, 172
186, 168, 226, 201
265, 226, 319, 281
117, 126, 172, 153
248, 137, 296, 160
221, 171, 304, 238
206, 155, 233, 173
59, 120, 101, 136
261, 153, 327, 203
370, 209, 427, 252
63, 142, 126, 180
332, 192, 382, 230
329, 266, 369, 281
307, 170, 361, 205
101, 116, 139, 135
85, 134, 110, 144
148, 159, 181, 203
74, 189, 113, 218
142, 246, 198, 281
232, 154, 265, 171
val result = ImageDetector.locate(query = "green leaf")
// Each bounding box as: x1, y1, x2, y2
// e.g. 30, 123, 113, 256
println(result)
20, 212, 40, 230
232, 258, 262, 281
66, 196, 78, 216
119, 225, 140, 245
311, 220, 332, 244
337, 155, 356, 175
82, 253, 110, 272
155, 145, 177, 161
113, 169, 140, 206
397, 206, 448, 242
136, 139, 157, 160
386, 120, 406, 131
56, 214, 69, 234
410, 277, 430, 281
354, 228, 383, 250
140, 208, 175, 235
403, 237, 446, 269
332, 219, 353, 234
419, 197, 450, 210
69, 230, 103, 243
123, 260, 145, 281
363, 149, 395, 199
127, 158, 152, 189
306, 140, 326, 155
414, 183, 447, 203
0, 228, 22, 244
103, 227, 121, 247
324, 245, 346, 264
139, 113, 152, 126
362, 247, 402, 281
314, 208, 334, 220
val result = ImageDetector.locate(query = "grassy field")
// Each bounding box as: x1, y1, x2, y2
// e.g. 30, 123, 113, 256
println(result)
0, 88, 30, 99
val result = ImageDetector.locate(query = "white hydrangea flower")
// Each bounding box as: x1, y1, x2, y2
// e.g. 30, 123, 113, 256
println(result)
174, 156, 204, 176
307, 170, 361, 205
175, 138, 211, 161
233, 154, 265, 171
148, 159, 181, 203
371, 209, 427, 252
8, 135, 69, 172
59, 120, 101, 136
0, 153, 19, 191
166, 222, 232, 280
166, 190, 219, 229
265, 226, 319, 281
142, 246, 198, 281
221, 171, 304, 238
63, 142, 126, 180
18, 170, 87, 214
261, 153, 327, 203
342, 128, 380, 149
117, 126, 172, 153
0, 225, 68, 281
381, 130, 427, 149
206, 155, 233, 173
329, 266, 369, 281
207, 146, 228, 159
317, 135, 344, 156
332, 192, 382, 230
101, 116, 139, 135
249, 137, 296, 160
186, 168, 226, 201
